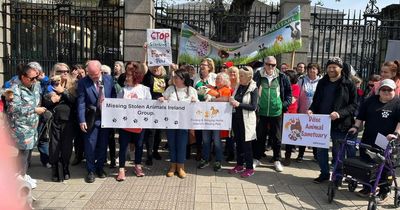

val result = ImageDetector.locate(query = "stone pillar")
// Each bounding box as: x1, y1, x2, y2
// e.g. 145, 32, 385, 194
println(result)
0, 0, 10, 85
278, 0, 311, 68
124, 0, 155, 62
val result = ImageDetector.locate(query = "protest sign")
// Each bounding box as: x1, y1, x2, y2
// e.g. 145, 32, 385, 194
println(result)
147, 29, 173, 66
101, 98, 232, 130
282, 114, 331, 149
178, 6, 302, 65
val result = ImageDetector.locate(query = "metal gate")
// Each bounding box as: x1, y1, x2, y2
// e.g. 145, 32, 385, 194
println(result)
310, 0, 400, 78
1, 0, 124, 79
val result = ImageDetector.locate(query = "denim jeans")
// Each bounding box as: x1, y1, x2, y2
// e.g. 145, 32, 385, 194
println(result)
167, 129, 188, 164
317, 130, 357, 177
118, 129, 144, 167
202, 130, 222, 162
37, 140, 49, 166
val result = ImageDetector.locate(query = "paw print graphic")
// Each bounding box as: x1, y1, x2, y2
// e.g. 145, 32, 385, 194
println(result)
133, 119, 138, 123
112, 118, 117, 123
144, 117, 148, 121
164, 117, 169, 121
174, 121, 178, 125
154, 119, 158, 124
123, 116, 128, 121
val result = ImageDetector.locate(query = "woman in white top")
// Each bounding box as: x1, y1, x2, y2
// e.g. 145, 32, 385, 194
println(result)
159, 69, 198, 178
116, 62, 151, 181
296, 63, 322, 162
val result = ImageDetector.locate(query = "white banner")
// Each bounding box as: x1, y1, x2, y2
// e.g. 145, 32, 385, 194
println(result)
147, 29, 173, 67
101, 99, 232, 130
282, 114, 331, 149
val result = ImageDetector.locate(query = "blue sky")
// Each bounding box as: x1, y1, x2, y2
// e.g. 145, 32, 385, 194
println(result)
173, 0, 396, 12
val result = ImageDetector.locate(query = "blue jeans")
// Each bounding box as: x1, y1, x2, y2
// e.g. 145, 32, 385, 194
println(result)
118, 129, 144, 166
167, 129, 188, 164
37, 140, 49, 166
202, 130, 222, 162
317, 130, 357, 177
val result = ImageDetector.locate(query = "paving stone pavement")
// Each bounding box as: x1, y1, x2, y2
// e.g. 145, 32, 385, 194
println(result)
29, 148, 400, 210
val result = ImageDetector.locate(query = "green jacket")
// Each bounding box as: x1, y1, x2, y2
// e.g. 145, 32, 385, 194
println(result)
258, 71, 282, 117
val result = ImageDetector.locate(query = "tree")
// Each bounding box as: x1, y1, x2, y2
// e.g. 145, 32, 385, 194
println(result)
182, 0, 257, 42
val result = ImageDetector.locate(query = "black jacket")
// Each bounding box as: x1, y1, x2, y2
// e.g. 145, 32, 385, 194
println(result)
253, 70, 292, 112
309, 74, 357, 132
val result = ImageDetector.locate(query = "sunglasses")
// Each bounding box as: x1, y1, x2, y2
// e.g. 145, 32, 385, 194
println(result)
25, 75, 38, 81
380, 88, 394, 92
56, 69, 69, 74
265, 63, 276, 67
368, 84, 375, 87
242, 66, 251, 72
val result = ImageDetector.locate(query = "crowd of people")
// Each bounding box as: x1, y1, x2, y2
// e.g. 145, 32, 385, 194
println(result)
2, 54, 400, 206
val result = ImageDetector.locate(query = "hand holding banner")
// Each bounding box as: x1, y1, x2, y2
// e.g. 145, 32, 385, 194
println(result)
282, 113, 331, 149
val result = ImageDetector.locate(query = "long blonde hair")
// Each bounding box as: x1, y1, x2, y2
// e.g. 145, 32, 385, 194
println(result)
52, 63, 77, 96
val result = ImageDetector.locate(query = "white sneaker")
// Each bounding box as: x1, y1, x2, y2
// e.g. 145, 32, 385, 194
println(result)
24, 175, 37, 189
274, 161, 283, 172
252, 159, 261, 169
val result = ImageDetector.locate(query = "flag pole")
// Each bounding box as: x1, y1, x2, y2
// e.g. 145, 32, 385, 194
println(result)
291, 50, 296, 69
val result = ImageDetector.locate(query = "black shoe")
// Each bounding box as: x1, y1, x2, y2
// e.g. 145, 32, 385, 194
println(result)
295, 156, 304, 163
51, 165, 60, 182
225, 154, 234, 162
282, 157, 291, 166
86, 172, 95, 183
377, 191, 389, 204
71, 157, 82, 166
313, 175, 329, 184
145, 158, 153, 166
96, 169, 107, 178
109, 160, 117, 169
357, 188, 370, 197
63, 165, 70, 180
153, 152, 162, 160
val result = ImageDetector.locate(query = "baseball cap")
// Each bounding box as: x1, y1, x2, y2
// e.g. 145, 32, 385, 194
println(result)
379, 79, 396, 90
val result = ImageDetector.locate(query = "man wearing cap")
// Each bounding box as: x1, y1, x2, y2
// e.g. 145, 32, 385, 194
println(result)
348, 78, 400, 202
308, 57, 357, 183
220, 61, 234, 73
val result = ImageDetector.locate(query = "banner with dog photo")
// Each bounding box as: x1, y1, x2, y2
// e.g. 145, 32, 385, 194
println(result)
282, 114, 331, 149
178, 5, 302, 65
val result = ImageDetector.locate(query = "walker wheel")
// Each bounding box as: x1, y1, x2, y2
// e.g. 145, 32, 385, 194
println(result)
367, 197, 377, 210
327, 181, 335, 203
348, 180, 357, 192
395, 189, 400, 208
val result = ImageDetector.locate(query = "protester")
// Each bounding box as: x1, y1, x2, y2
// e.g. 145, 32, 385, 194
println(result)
194, 58, 217, 98
220, 61, 234, 73
43, 63, 77, 181
225, 66, 240, 161
101, 65, 112, 75
253, 56, 292, 172
296, 62, 306, 76
159, 69, 198, 178
7, 64, 46, 188
114, 61, 125, 80
116, 62, 151, 181
143, 65, 168, 163
198, 72, 231, 172
296, 63, 322, 162
229, 66, 258, 177
280, 63, 289, 72
369, 61, 400, 96
349, 79, 400, 203
77, 60, 116, 183
308, 57, 357, 183
365, 74, 380, 97
282, 70, 300, 166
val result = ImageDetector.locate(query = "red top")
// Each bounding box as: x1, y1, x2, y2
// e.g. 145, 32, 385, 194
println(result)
287, 84, 300, 113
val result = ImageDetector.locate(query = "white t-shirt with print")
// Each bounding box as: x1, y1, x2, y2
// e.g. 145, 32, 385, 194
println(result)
163, 86, 199, 102
118, 84, 152, 100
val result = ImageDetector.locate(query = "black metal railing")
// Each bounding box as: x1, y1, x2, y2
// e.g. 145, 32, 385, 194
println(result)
1, 0, 124, 80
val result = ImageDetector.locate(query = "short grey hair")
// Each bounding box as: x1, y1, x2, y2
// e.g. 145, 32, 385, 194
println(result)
101, 65, 112, 75
114, 61, 125, 73
265, 56, 276, 63
27, 61, 43, 72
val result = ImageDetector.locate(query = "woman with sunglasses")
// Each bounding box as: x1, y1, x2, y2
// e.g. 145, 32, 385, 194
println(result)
158, 69, 198, 178
42, 63, 78, 181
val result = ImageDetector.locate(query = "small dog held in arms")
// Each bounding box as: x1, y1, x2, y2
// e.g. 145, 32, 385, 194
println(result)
197, 86, 219, 102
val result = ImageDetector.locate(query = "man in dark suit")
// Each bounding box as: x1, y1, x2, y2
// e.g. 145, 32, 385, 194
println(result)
77, 60, 116, 183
